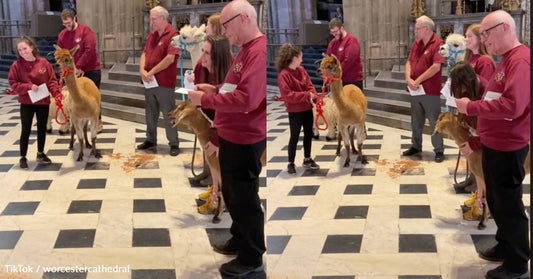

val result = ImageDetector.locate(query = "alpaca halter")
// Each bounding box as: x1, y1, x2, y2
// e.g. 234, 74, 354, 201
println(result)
314, 69, 340, 131
54, 67, 74, 126
446, 47, 465, 68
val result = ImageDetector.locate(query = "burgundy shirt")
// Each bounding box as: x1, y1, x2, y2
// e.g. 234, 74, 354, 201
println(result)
57, 23, 101, 73
193, 61, 216, 121
468, 54, 495, 85
201, 35, 266, 145
467, 44, 530, 151
277, 66, 315, 113
326, 32, 363, 84
143, 24, 179, 88
407, 33, 445, 96
8, 57, 61, 105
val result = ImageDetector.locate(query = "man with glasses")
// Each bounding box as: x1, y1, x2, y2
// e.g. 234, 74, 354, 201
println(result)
325, 18, 363, 90
137, 6, 180, 156
188, 0, 266, 277
456, 10, 530, 279
57, 8, 103, 133
402, 15, 445, 163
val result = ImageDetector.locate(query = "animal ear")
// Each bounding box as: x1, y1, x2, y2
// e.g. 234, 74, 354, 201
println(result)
330, 54, 340, 64
70, 45, 79, 55
321, 52, 328, 58
53, 44, 61, 51
199, 24, 206, 32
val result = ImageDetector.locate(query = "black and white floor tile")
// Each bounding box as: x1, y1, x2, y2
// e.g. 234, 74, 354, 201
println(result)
264, 85, 530, 279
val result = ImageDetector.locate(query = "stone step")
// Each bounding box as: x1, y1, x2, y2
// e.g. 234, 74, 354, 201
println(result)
107, 65, 182, 85
366, 108, 433, 135
100, 90, 146, 109
391, 70, 448, 82
364, 86, 410, 102
101, 101, 189, 133
125, 57, 194, 72
374, 76, 407, 90
100, 78, 145, 95
366, 96, 411, 116
0, 59, 14, 66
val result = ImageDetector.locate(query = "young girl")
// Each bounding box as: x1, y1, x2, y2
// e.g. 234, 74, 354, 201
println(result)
276, 44, 319, 174
464, 24, 496, 83
8, 37, 61, 169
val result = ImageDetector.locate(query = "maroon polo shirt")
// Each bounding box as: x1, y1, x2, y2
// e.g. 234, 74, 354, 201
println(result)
143, 24, 179, 88
467, 44, 530, 151
57, 23, 101, 73
326, 32, 363, 84
201, 35, 266, 145
407, 33, 445, 96
277, 66, 315, 113
468, 54, 495, 85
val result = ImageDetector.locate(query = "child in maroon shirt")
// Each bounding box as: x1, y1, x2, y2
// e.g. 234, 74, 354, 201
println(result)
276, 44, 320, 174
8, 37, 61, 169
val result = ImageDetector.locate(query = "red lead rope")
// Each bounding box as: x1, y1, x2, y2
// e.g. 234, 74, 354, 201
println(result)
54, 68, 74, 125
314, 71, 339, 131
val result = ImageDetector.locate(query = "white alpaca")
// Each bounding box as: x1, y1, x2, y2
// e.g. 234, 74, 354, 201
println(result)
171, 24, 206, 67
313, 95, 339, 141
47, 89, 70, 134
438, 33, 466, 69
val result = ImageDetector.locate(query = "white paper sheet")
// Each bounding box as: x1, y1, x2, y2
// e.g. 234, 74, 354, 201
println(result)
142, 77, 159, 89
27, 83, 50, 103
483, 91, 502, 101
219, 83, 237, 94
440, 79, 456, 107
408, 84, 426, 96
175, 87, 192, 95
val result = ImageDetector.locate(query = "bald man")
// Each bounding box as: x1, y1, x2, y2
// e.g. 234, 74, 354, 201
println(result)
456, 10, 530, 279
188, 1, 266, 276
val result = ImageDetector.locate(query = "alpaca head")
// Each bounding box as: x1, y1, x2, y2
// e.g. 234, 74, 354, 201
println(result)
168, 102, 197, 128
171, 24, 206, 49
320, 54, 342, 80
438, 33, 466, 68
53, 44, 78, 70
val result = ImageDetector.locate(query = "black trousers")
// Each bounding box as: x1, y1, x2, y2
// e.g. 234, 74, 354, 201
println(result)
219, 137, 266, 266
20, 104, 49, 157
482, 144, 529, 273
84, 70, 102, 119
288, 110, 313, 163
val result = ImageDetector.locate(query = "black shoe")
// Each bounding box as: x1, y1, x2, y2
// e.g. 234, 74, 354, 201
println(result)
303, 158, 320, 170
479, 245, 505, 262
192, 171, 209, 182
464, 183, 477, 193
219, 258, 263, 277
485, 265, 529, 279
435, 152, 445, 163
137, 141, 156, 150
19, 157, 28, 169
199, 175, 212, 187
402, 147, 421, 156
455, 175, 476, 188
287, 163, 296, 174
213, 239, 240, 255
169, 145, 180, 156
36, 152, 52, 164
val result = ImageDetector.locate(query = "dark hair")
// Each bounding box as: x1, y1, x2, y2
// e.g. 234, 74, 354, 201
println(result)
275, 44, 301, 72
449, 61, 482, 127
61, 9, 76, 20
15, 36, 39, 59
329, 18, 343, 29
205, 35, 232, 84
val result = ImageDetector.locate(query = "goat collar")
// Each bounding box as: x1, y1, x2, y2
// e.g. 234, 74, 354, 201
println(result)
59, 68, 75, 78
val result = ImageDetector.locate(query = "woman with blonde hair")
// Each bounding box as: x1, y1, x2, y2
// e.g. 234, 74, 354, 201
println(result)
464, 23, 495, 83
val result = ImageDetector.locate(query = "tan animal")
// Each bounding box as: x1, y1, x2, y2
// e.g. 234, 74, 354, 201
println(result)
46, 89, 70, 135
313, 95, 339, 141
434, 112, 531, 229
169, 102, 224, 223
54, 45, 101, 161
320, 54, 368, 167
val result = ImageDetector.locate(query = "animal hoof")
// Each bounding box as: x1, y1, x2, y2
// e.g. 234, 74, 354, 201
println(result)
76, 156, 83, 161
361, 156, 369, 165
343, 162, 350, 167
477, 223, 486, 230
85, 144, 92, 149
352, 149, 358, 155
312, 135, 319, 140
59, 130, 68, 135
212, 216, 221, 224
325, 136, 334, 141
92, 151, 102, 159
69, 146, 74, 150
46, 129, 52, 134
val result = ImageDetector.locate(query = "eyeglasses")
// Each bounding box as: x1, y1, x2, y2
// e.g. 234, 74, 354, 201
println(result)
221, 14, 241, 29
480, 22, 504, 39
330, 28, 341, 35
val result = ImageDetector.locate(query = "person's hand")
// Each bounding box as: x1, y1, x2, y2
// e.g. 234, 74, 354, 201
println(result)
185, 71, 195, 83
31, 84, 39, 91
188, 90, 204, 106
196, 83, 217, 94
204, 141, 219, 158
456, 97, 470, 114
459, 141, 473, 157
75, 68, 84, 77
140, 69, 152, 83
406, 78, 418, 91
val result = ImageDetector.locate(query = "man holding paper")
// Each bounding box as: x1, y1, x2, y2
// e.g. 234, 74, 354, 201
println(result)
8, 37, 62, 169
137, 5, 180, 156
403, 15, 445, 163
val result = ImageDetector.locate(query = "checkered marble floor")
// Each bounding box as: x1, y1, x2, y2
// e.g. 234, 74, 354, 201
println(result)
264, 86, 530, 279
0, 80, 267, 279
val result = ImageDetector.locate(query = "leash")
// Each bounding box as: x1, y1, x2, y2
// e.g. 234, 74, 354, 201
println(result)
53, 68, 73, 125
190, 106, 214, 176
314, 71, 339, 131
